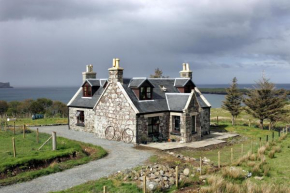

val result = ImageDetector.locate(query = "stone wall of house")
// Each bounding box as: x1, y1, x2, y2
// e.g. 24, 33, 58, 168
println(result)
68, 107, 95, 132
183, 93, 202, 142
137, 112, 170, 143
200, 107, 210, 135
94, 83, 137, 143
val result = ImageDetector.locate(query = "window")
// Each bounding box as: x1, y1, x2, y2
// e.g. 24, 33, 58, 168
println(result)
184, 85, 192, 93
192, 116, 196, 134
148, 117, 159, 137
140, 87, 152, 100
76, 111, 85, 126
173, 116, 181, 133
83, 83, 92, 97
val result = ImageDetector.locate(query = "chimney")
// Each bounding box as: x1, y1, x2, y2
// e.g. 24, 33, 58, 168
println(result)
179, 63, 192, 79
82, 64, 96, 82
108, 58, 124, 84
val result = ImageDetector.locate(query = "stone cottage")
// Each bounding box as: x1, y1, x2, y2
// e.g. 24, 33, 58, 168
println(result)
67, 59, 211, 144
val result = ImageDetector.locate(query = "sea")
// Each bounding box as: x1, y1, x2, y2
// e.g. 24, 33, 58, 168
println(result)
0, 84, 289, 108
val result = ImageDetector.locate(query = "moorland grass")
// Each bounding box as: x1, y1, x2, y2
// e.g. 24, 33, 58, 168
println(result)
0, 128, 107, 185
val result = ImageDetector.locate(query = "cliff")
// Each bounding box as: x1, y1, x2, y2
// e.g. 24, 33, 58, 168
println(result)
0, 82, 13, 88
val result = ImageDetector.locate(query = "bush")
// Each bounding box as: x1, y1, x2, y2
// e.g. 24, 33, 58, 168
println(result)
268, 150, 275, 158
221, 167, 245, 180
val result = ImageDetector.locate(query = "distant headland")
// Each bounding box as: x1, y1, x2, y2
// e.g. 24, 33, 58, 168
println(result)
0, 82, 13, 88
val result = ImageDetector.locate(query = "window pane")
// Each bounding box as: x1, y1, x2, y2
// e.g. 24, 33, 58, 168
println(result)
147, 92, 151, 99
147, 87, 151, 92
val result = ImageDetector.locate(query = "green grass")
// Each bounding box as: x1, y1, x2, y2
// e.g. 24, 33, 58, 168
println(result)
1, 117, 68, 127
0, 128, 107, 185
55, 178, 142, 193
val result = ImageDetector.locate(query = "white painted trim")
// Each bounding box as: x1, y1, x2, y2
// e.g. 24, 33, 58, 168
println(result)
67, 87, 82, 106
148, 78, 175, 80
144, 113, 164, 118
117, 82, 139, 113
93, 82, 111, 110
174, 78, 177, 86
194, 87, 212, 107
183, 89, 194, 111
81, 97, 92, 99
165, 94, 170, 110
165, 93, 191, 96
138, 100, 155, 102
170, 112, 183, 116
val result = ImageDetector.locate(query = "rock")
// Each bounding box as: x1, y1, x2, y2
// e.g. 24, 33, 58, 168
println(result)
123, 175, 129, 181
154, 178, 161, 182
160, 170, 164, 175
190, 157, 196, 161
147, 182, 158, 191
169, 177, 175, 185
154, 171, 160, 176
169, 152, 174, 155
199, 175, 209, 180
163, 176, 168, 181
150, 174, 156, 179
183, 168, 190, 176
184, 157, 190, 161
254, 176, 264, 180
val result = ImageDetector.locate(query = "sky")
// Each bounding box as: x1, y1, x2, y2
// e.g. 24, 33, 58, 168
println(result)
0, 0, 290, 87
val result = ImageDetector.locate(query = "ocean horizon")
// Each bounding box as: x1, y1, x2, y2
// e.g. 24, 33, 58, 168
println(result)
1, 84, 290, 108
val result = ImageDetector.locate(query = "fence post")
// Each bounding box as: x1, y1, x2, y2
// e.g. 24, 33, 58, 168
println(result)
175, 166, 179, 189
52, 132, 57, 150
103, 186, 106, 193
248, 119, 251, 127
251, 141, 253, 153
12, 137, 16, 157
218, 151, 220, 168
23, 124, 25, 138
200, 157, 202, 175
36, 128, 39, 143
13, 122, 15, 135
143, 175, 146, 193
272, 132, 274, 141
259, 137, 262, 147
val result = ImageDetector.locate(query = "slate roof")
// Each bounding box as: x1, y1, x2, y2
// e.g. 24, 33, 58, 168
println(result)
68, 78, 211, 111
68, 79, 107, 108
174, 78, 190, 87
165, 93, 190, 111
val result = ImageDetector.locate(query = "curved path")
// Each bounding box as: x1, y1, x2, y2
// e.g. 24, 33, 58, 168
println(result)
0, 126, 152, 193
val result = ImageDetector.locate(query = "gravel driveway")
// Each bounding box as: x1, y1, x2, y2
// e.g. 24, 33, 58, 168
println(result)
0, 126, 152, 193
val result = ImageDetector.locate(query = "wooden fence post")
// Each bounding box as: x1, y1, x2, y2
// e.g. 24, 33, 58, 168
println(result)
13, 122, 15, 135
23, 124, 25, 138
218, 151, 220, 168
272, 132, 274, 141
36, 128, 39, 143
52, 132, 57, 150
103, 185, 106, 193
143, 175, 146, 193
200, 157, 202, 175
259, 137, 262, 147
248, 119, 251, 127
176, 166, 179, 189
12, 137, 16, 157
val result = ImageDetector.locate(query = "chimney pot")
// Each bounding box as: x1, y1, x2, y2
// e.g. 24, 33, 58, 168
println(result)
186, 63, 190, 71
183, 63, 186, 71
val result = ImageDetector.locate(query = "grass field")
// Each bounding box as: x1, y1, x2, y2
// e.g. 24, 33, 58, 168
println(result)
0, 128, 107, 186
0, 117, 68, 127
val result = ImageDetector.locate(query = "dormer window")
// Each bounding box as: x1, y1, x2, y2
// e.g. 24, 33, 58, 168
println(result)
83, 83, 92, 97
140, 87, 152, 100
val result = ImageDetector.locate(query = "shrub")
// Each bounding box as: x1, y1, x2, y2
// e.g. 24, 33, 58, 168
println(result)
221, 167, 245, 180
274, 146, 281, 153
263, 165, 270, 176
268, 150, 275, 159
258, 146, 266, 155
247, 161, 256, 167
249, 154, 257, 161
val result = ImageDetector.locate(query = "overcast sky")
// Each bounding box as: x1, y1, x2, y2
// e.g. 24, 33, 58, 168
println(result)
0, 0, 290, 87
